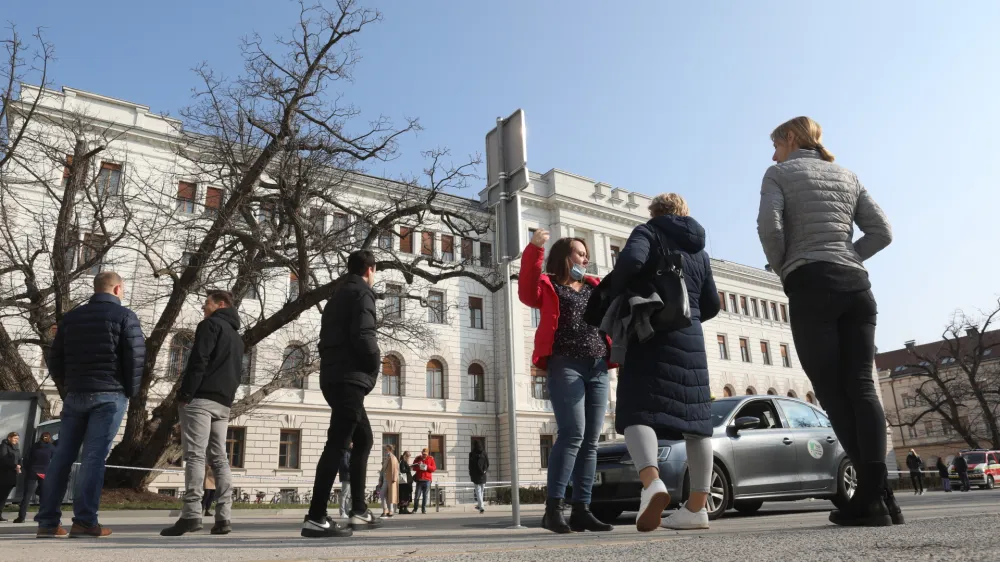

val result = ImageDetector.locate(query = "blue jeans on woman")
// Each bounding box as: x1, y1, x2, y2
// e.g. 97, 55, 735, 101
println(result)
546, 355, 609, 505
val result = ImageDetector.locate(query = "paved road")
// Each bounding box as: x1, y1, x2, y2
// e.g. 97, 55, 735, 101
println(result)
2, 490, 998, 561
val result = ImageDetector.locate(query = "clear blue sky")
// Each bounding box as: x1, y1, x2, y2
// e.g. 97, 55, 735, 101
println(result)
7, 0, 999, 351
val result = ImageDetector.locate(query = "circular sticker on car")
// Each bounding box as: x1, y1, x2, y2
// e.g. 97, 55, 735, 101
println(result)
807, 439, 824, 459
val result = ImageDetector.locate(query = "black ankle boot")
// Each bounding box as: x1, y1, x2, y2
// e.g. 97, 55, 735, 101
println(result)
541, 498, 572, 534
882, 480, 904, 525
829, 462, 892, 527
569, 503, 614, 532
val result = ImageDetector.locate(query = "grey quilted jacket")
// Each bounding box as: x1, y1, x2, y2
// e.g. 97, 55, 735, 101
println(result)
756, 149, 892, 280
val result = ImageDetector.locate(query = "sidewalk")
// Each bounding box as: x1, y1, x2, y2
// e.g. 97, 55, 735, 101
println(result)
47, 503, 547, 520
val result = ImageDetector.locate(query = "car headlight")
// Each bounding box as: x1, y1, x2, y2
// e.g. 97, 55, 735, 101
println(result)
620, 446, 671, 465
974, 466, 985, 473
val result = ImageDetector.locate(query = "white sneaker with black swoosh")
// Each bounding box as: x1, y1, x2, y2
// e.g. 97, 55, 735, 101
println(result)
301, 515, 354, 538
349, 509, 385, 530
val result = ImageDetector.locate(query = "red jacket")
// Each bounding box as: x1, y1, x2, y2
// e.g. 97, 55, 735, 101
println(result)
412, 454, 437, 481
517, 243, 615, 371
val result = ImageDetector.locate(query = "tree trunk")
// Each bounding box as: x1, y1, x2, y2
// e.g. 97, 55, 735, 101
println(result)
0, 324, 53, 418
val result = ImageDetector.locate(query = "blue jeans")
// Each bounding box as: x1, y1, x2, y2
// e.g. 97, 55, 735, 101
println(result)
546, 355, 609, 504
36, 392, 128, 528
414, 480, 430, 511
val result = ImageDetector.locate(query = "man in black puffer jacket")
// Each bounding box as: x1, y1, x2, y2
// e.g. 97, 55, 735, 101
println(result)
162, 291, 243, 537
303, 250, 380, 538
37, 271, 145, 539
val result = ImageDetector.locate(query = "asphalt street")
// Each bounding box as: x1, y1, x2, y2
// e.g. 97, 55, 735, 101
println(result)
1, 489, 997, 561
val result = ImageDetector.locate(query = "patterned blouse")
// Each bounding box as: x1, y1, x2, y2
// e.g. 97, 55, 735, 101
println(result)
551, 282, 607, 359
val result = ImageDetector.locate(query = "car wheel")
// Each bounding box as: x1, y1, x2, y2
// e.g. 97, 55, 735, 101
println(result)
733, 500, 763, 514
705, 463, 729, 521
988, 476, 995, 490
590, 507, 623, 523
832, 458, 856, 509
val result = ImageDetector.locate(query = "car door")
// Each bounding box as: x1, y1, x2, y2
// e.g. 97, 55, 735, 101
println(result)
776, 399, 838, 492
728, 398, 801, 496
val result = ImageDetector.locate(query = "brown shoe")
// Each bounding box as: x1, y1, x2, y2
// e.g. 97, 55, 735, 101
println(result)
37, 526, 69, 539
70, 522, 112, 538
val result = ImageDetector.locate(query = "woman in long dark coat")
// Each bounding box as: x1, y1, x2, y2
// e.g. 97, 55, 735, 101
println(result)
602, 193, 720, 532
397, 451, 413, 514
0, 432, 21, 522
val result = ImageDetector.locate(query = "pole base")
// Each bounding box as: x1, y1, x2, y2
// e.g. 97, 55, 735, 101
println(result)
506, 524, 527, 530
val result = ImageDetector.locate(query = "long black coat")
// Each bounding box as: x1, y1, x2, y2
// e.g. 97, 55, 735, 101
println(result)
0, 440, 19, 488
603, 215, 720, 438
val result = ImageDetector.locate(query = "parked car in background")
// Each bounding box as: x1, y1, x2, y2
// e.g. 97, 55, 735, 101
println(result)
949, 449, 1000, 490
589, 396, 855, 522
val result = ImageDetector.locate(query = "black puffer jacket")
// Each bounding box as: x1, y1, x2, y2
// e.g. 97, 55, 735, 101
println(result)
24, 441, 54, 478
319, 274, 380, 393
604, 215, 721, 438
177, 307, 244, 407
49, 293, 146, 397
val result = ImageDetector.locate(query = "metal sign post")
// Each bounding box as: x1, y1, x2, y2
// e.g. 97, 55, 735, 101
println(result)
485, 109, 528, 529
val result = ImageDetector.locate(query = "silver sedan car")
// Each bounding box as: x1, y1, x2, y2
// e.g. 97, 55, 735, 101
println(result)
589, 396, 856, 521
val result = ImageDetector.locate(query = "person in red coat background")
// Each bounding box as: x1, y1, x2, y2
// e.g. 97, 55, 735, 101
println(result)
518, 229, 614, 534
411, 448, 437, 514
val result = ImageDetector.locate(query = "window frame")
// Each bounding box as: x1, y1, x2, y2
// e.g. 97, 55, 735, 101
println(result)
385, 283, 404, 320
427, 290, 445, 324
278, 429, 301, 469
204, 186, 224, 217
97, 161, 123, 197
739, 337, 751, 363
399, 227, 414, 253
479, 242, 492, 267
531, 367, 549, 400
381, 355, 402, 396
760, 341, 772, 365
426, 359, 445, 399
176, 181, 197, 214
717, 334, 729, 360
780, 344, 791, 367
467, 363, 485, 402
421, 231, 435, 257
226, 427, 246, 468
428, 434, 446, 470
469, 296, 484, 329
441, 234, 455, 262
540, 435, 554, 469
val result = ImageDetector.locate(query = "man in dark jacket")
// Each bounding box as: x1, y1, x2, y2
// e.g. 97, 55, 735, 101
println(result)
469, 440, 489, 514
954, 454, 971, 492
15, 432, 54, 523
37, 271, 145, 539
161, 291, 243, 537
906, 450, 924, 495
303, 250, 381, 538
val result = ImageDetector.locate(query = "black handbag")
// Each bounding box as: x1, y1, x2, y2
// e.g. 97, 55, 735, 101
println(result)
648, 226, 692, 333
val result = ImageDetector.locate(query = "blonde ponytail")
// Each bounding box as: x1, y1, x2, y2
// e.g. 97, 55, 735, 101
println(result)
771, 116, 835, 162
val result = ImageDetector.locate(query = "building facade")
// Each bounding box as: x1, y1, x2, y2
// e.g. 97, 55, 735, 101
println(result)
4, 86, 895, 502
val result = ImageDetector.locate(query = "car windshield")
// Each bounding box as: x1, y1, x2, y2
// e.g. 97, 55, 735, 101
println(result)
963, 453, 986, 465
711, 400, 739, 426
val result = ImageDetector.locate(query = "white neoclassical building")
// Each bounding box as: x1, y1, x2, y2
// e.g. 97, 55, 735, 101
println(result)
4, 85, 894, 502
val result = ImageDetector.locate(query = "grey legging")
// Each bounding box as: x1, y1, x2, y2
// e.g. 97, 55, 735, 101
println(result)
624, 425, 712, 493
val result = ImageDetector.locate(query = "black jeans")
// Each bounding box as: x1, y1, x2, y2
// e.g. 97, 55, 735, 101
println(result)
910, 472, 923, 492
308, 381, 373, 520
789, 289, 886, 467
18, 477, 42, 520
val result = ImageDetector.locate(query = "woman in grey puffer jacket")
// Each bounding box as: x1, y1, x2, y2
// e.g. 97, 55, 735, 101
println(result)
757, 116, 895, 528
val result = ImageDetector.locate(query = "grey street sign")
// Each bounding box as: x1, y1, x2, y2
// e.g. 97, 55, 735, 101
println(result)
485, 109, 528, 260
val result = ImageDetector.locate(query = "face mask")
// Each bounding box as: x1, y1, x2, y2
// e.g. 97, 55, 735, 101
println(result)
569, 263, 586, 281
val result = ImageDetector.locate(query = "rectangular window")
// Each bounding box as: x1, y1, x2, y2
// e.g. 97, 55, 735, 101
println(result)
740, 338, 751, 363
204, 186, 223, 217
429, 435, 446, 470
288, 271, 299, 301
531, 307, 541, 328
332, 213, 350, 233
907, 426, 918, 439
717, 335, 729, 360
540, 435, 554, 469
762, 301, 771, 320
421, 231, 434, 256
480, 242, 492, 267
226, 427, 246, 468
924, 421, 936, 437
531, 367, 548, 400
80, 233, 106, 275
469, 296, 484, 329
441, 235, 454, 261
97, 162, 122, 197
378, 229, 393, 250
780, 304, 788, 323
942, 421, 954, 436
309, 208, 326, 233
780, 344, 791, 367
399, 227, 413, 253
383, 433, 400, 456
751, 298, 760, 318
902, 394, 915, 408
770, 302, 779, 321
176, 181, 196, 214
278, 429, 300, 469
718, 292, 727, 312
461, 238, 473, 262
385, 284, 404, 319
730, 294, 739, 314
610, 245, 621, 266
427, 291, 445, 324
258, 201, 276, 223
761, 341, 772, 365
739, 296, 749, 316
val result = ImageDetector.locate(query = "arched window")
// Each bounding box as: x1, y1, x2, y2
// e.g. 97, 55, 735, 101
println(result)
786, 390, 798, 399
167, 332, 194, 380
382, 355, 401, 396
723, 385, 735, 398
531, 367, 548, 400
745, 386, 757, 396
467, 363, 485, 402
766, 388, 777, 396
805, 391, 816, 405
280, 344, 308, 389
426, 359, 445, 399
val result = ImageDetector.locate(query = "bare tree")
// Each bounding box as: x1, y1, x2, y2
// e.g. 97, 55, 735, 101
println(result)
0, 2, 504, 489
886, 298, 1000, 449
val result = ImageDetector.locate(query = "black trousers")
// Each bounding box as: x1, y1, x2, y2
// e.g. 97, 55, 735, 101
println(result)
910, 472, 923, 492
203, 488, 216, 511
18, 477, 42, 520
308, 382, 373, 519
789, 289, 887, 467
0, 483, 14, 516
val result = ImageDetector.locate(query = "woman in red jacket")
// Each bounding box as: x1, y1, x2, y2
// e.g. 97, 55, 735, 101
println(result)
518, 229, 613, 534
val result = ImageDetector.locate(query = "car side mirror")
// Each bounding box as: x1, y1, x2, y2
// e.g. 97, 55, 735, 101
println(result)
728, 416, 761, 436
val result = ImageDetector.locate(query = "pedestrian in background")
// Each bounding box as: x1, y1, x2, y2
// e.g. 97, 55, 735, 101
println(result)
37, 271, 145, 538
380, 445, 398, 518
600, 193, 721, 532
397, 451, 413, 515
15, 432, 54, 523
202, 467, 216, 516
906, 450, 924, 495
468, 440, 489, 514
0, 432, 21, 522
412, 448, 437, 514
518, 228, 615, 534
757, 117, 895, 528
161, 291, 243, 537
953, 453, 970, 492
937, 458, 951, 492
